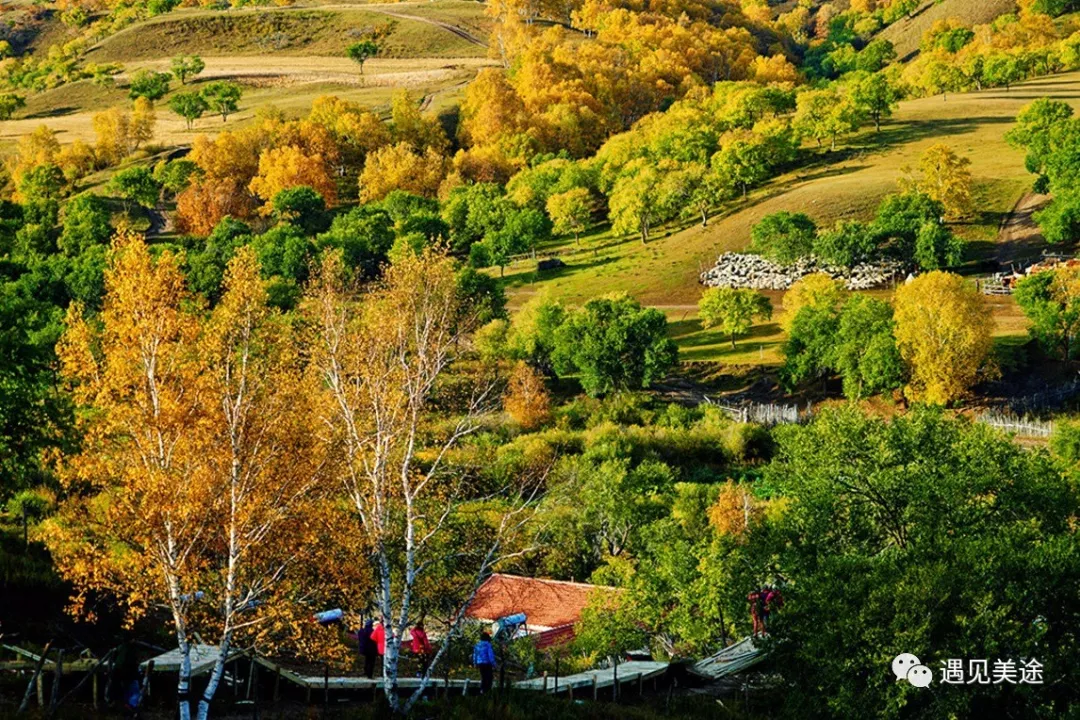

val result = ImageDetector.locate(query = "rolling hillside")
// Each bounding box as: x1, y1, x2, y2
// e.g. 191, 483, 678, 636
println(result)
878, 0, 1018, 60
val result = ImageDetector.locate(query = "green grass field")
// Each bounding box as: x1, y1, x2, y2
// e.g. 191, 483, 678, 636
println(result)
501, 72, 1080, 364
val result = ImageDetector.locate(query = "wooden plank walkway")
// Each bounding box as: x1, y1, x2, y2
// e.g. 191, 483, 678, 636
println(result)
141, 644, 242, 675
252, 657, 476, 691
513, 660, 669, 693
688, 637, 765, 680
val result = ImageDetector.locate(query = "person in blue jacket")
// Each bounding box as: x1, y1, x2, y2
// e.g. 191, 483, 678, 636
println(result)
472, 632, 496, 693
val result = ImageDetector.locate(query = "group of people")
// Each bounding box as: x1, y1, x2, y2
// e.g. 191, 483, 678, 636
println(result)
354, 621, 499, 695
355, 620, 432, 679
747, 586, 783, 636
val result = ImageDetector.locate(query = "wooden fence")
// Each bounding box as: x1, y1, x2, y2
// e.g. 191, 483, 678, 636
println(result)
975, 411, 1054, 438
708, 400, 809, 426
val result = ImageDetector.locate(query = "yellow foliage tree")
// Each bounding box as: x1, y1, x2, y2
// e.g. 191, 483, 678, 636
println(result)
248, 144, 338, 209
390, 89, 449, 153
907, 143, 974, 220
93, 106, 132, 166
752, 54, 801, 85
359, 142, 447, 202
48, 235, 331, 720
893, 271, 994, 404
503, 361, 552, 430
458, 68, 527, 148
130, 96, 156, 149
708, 479, 761, 539
781, 273, 847, 331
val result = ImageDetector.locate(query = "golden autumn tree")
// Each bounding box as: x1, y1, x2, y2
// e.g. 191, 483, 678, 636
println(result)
93, 106, 132, 166
893, 271, 994, 405
248, 144, 338, 210
307, 248, 539, 714
781, 273, 847, 331
48, 232, 211, 720
905, 143, 974, 220
708, 480, 762, 539
47, 236, 332, 720
358, 142, 447, 202
130, 97, 156, 149
503, 361, 552, 430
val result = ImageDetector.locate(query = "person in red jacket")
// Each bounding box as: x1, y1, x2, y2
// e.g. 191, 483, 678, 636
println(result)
410, 621, 432, 675
370, 621, 386, 670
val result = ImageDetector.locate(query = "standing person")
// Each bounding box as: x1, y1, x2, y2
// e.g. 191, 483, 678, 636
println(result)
410, 621, 432, 676
473, 632, 496, 694
756, 587, 768, 635
747, 589, 762, 636
357, 620, 377, 679
371, 620, 386, 673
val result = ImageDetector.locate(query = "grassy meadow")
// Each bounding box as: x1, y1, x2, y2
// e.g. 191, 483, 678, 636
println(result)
499, 72, 1080, 363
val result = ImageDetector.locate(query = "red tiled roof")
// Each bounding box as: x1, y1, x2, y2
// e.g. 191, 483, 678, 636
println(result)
465, 574, 616, 630
533, 624, 577, 650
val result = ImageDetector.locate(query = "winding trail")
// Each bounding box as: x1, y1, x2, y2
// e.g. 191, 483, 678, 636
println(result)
997, 191, 1050, 270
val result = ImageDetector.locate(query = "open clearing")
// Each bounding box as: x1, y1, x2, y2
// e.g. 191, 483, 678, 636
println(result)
502, 72, 1080, 362
0, 56, 491, 146
0, 1, 492, 148
86, 2, 489, 62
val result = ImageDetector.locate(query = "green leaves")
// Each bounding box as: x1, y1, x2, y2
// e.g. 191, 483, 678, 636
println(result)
552, 294, 678, 397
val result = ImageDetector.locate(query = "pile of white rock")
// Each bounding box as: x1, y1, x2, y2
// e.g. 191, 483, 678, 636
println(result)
699, 253, 907, 291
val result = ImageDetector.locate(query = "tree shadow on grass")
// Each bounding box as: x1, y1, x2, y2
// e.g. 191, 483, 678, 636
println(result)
21, 106, 78, 119
668, 319, 781, 348
502, 253, 618, 289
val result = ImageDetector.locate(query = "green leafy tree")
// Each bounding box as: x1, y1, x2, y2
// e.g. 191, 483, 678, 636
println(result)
154, 159, 199, 196
200, 81, 242, 122
713, 137, 770, 198
59, 194, 112, 256
850, 71, 900, 132
170, 55, 206, 85
856, 39, 896, 73
781, 302, 839, 389
316, 205, 395, 279
552, 294, 678, 396
608, 160, 680, 243
0, 278, 71, 503
0, 92, 25, 120
441, 182, 508, 253
347, 40, 379, 74
1014, 268, 1080, 360
832, 295, 903, 399
127, 69, 171, 101
1006, 99, 1074, 189
750, 212, 817, 265
108, 166, 160, 212
746, 407, 1080, 719
481, 207, 551, 275
506, 296, 567, 373
813, 220, 876, 267
698, 287, 773, 349
271, 186, 328, 235
186, 218, 252, 300
169, 92, 209, 130
546, 187, 591, 242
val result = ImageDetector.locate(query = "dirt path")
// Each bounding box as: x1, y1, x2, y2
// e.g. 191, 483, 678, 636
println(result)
374, 8, 486, 47
997, 191, 1050, 270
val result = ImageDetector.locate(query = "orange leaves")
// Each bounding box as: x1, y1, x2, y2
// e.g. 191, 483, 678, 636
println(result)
707, 480, 760, 539
503, 361, 552, 430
